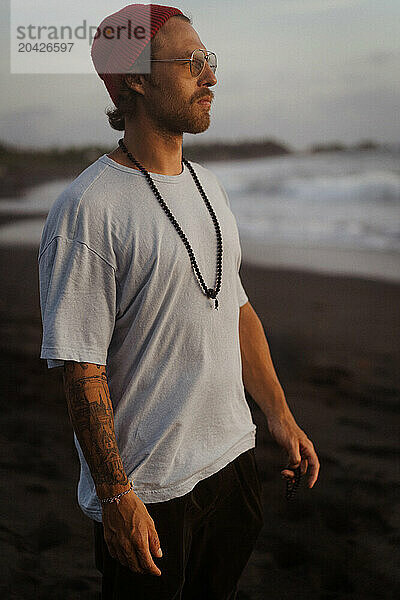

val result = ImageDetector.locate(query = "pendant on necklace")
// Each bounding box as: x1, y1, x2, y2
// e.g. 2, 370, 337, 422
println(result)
207, 288, 218, 310
210, 298, 218, 310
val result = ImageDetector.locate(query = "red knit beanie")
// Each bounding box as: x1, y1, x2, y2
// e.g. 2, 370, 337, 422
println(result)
91, 4, 185, 106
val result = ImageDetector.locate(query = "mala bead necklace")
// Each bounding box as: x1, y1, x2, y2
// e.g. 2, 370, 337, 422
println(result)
118, 138, 222, 309
285, 466, 302, 501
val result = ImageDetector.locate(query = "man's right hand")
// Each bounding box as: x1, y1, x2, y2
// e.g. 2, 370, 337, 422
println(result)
62, 362, 161, 575
102, 489, 163, 576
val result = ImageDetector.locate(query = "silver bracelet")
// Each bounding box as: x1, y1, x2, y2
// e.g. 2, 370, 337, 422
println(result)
100, 480, 134, 504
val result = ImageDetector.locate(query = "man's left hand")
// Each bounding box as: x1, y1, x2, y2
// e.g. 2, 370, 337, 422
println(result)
267, 412, 320, 489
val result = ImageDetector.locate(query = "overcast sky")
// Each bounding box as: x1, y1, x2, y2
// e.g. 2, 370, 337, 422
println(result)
1, 0, 399, 151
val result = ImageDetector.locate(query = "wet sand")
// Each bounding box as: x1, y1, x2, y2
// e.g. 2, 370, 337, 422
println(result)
0, 245, 399, 599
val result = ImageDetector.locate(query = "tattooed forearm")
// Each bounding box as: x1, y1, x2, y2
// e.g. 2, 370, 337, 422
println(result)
63, 362, 130, 499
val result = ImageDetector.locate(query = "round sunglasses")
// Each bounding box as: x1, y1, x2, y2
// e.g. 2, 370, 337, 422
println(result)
147, 48, 217, 78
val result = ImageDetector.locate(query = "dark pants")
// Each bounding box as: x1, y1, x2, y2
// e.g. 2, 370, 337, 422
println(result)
93, 447, 264, 600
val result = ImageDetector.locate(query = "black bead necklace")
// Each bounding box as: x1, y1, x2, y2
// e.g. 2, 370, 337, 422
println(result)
285, 466, 302, 501
118, 138, 223, 309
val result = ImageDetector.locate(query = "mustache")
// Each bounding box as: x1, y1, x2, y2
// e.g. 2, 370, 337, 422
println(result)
195, 93, 213, 102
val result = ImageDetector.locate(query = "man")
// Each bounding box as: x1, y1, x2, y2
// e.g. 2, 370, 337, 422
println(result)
38, 4, 320, 599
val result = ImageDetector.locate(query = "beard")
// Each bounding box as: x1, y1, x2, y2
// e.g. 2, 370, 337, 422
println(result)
144, 76, 211, 135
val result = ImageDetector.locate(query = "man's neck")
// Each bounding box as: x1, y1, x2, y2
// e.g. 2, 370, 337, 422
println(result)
108, 126, 184, 176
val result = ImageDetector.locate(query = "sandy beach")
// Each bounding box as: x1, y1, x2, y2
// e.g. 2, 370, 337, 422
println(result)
0, 243, 399, 599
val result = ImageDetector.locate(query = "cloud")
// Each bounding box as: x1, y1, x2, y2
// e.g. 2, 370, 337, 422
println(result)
315, 85, 400, 116
367, 50, 399, 66
0, 106, 54, 120
276, 0, 365, 14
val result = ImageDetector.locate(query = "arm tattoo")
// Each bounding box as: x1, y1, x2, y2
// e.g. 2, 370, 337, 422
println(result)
63, 362, 129, 492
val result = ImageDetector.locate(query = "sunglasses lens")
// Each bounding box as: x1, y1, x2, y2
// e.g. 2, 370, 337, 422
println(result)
192, 49, 205, 76
208, 53, 217, 73
191, 50, 217, 77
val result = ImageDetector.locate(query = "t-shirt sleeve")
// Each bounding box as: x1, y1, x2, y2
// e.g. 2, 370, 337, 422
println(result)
215, 176, 249, 308
237, 241, 249, 307
237, 270, 248, 308
38, 236, 117, 369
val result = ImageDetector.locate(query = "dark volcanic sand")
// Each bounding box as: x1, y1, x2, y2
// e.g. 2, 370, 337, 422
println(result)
0, 246, 399, 599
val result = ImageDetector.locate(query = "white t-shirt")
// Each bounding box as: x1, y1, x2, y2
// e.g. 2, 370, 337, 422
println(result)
38, 154, 256, 522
